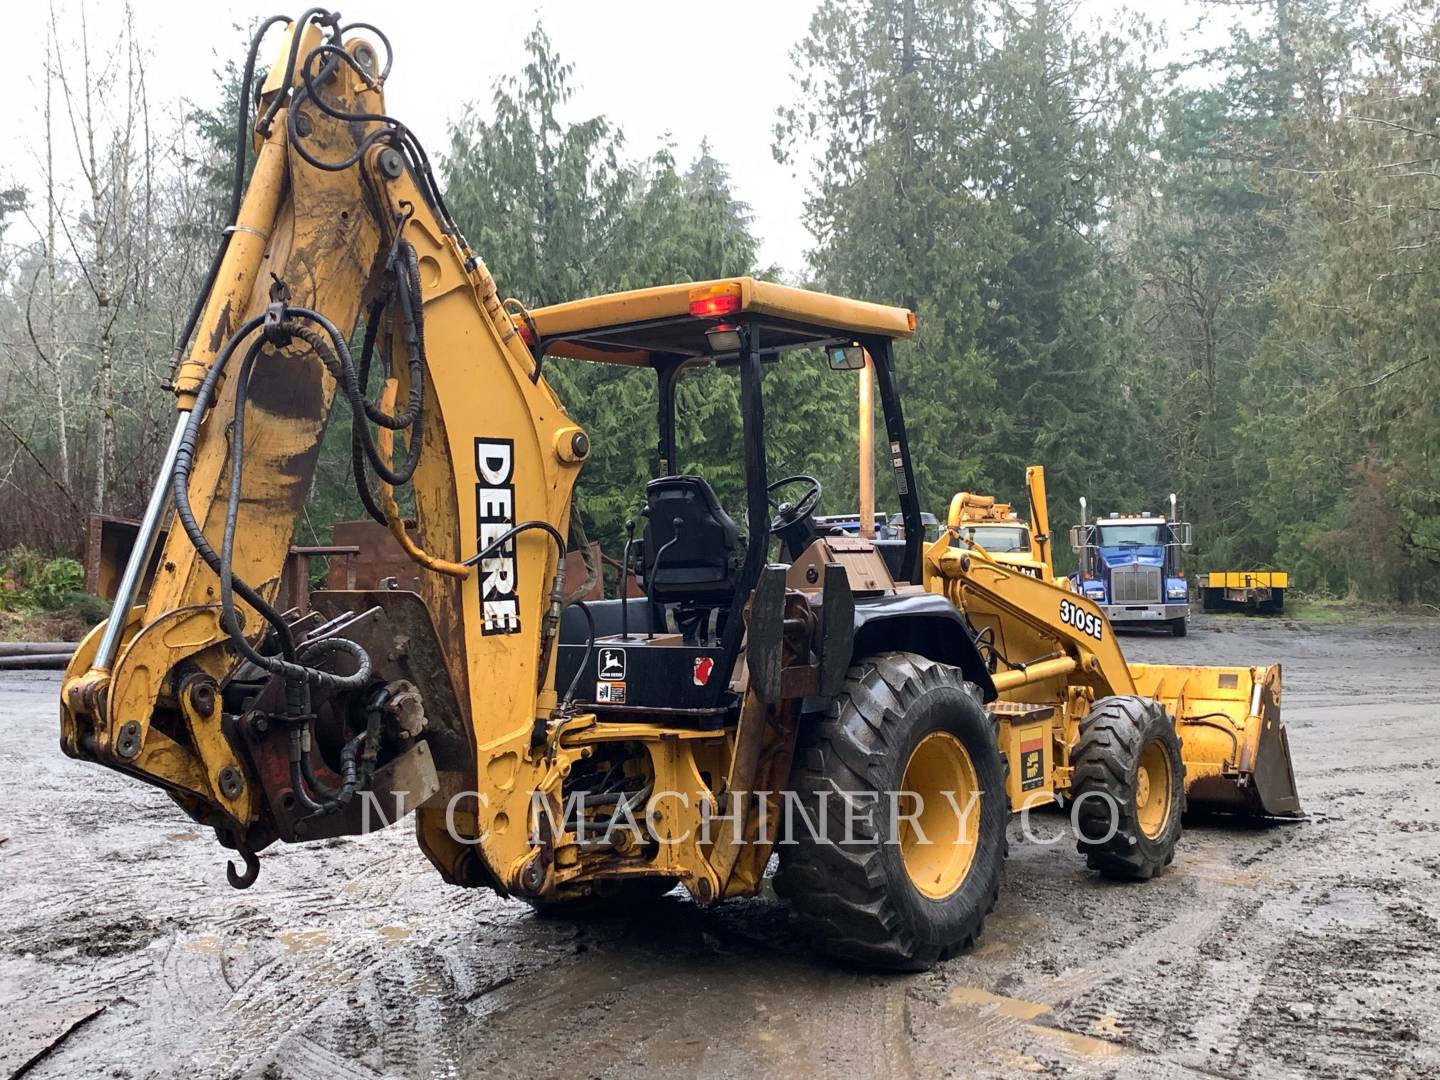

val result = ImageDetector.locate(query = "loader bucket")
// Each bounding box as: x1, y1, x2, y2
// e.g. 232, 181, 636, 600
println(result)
1128, 662, 1302, 819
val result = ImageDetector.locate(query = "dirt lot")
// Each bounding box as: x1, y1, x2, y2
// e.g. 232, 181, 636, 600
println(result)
2, 612, 1438, 1079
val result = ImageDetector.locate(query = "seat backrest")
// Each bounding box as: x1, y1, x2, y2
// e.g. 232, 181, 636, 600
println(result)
873, 538, 910, 581
641, 475, 745, 605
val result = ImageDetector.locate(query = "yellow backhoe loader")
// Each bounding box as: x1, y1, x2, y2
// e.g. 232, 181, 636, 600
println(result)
55, 10, 1288, 973
935, 468, 1303, 841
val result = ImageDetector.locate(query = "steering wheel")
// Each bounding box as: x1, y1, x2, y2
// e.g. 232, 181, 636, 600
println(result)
766, 474, 823, 534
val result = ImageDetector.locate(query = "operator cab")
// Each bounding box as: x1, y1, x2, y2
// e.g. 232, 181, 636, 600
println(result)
524, 278, 984, 721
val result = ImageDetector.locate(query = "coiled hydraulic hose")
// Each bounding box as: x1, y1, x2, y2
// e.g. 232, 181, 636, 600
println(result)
291, 686, 387, 814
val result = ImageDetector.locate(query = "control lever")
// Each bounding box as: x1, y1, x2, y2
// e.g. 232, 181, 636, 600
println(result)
619, 518, 636, 640
647, 517, 685, 641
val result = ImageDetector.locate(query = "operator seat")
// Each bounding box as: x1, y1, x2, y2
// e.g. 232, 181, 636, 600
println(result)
641, 475, 745, 607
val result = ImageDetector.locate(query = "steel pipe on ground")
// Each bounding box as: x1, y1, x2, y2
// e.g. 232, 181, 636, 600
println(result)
0, 653, 74, 670
0, 641, 78, 658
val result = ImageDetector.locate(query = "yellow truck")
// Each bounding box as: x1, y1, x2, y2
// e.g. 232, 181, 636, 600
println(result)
947, 466, 1059, 583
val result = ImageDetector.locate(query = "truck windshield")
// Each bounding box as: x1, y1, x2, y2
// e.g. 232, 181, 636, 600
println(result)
1096, 524, 1164, 546
955, 525, 1030, 553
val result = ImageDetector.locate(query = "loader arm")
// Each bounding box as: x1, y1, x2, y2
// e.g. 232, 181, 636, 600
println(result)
59, 12, 587, 887
924, 535, 1136, 703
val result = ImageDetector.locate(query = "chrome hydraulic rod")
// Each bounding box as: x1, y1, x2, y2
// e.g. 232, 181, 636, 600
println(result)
92, 412, 190, 672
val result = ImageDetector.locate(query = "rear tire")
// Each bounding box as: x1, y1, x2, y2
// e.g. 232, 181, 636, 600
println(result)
1071, 696, 1185, 881
774, 652, 1008, 971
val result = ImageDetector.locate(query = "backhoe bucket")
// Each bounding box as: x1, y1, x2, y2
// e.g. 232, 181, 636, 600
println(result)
1128, 662, 1302, 819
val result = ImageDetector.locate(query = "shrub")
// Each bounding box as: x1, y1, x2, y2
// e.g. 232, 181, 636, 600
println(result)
0, 548, 87, 612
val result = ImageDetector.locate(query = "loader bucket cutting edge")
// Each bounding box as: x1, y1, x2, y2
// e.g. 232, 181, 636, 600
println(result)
1128, 662, 1303, 820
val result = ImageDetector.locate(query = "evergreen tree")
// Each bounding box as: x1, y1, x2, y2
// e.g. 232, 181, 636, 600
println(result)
778, 0, 1156, 534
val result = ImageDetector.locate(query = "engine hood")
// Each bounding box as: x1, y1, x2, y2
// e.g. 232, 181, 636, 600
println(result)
1098, 545, 1165, 569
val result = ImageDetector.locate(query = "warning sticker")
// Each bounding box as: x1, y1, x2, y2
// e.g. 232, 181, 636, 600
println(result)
1019, 736, 1045, 791
596, 681, 626, 704
889, 441, 909, 495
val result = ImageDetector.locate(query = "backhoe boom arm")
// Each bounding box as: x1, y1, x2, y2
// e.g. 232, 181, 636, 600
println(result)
59, 11, 587, 890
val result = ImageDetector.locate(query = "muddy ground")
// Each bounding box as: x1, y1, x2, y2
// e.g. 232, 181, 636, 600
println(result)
2, 612, 1437, 1079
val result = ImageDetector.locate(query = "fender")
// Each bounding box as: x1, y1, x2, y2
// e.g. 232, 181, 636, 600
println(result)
851, 593, 996, 701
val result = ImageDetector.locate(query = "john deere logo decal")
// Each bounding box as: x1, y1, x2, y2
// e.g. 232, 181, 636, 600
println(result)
476, 438, 519, 635
598, 648, 626, 681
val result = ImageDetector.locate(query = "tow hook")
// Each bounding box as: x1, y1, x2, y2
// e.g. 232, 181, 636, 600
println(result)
226, 848, 261, 889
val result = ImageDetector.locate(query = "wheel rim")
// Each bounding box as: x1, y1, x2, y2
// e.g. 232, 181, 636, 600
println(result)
899, 731, 980, 900
1136, 737, 1174, 839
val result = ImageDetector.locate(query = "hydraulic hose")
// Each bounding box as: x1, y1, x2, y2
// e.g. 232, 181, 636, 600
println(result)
167, 13, 291, 385
562, 600, 596, 707
171, 315, 371, 706
292, 687, 387, 813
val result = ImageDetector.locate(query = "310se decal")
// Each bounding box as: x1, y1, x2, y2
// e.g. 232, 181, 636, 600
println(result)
1059, 598, 1103, 641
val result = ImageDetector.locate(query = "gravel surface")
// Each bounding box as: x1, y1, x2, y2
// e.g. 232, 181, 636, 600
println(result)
1, 612, 1437, 1079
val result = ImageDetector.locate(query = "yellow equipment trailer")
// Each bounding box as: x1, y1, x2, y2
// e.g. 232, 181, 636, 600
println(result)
929, 473, 1302, 822
1202, 571, 1288, 614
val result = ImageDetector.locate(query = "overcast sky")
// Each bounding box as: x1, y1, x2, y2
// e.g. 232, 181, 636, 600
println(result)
2, 0, 1209, 280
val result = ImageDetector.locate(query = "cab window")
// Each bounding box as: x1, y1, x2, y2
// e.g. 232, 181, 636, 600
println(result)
954, 525, 1029, 552
1095, 524, 1164, 546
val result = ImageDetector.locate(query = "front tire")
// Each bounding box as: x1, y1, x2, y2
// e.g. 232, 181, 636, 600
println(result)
1169, 616, 1188, 637
1071, 696, 1185, 881
774, 652, 1009, 971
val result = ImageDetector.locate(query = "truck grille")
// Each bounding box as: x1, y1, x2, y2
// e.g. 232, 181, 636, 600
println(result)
1110, 564, 1161, 604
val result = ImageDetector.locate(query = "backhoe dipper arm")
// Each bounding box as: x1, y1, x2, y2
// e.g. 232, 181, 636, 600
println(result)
59, 12, 587, 887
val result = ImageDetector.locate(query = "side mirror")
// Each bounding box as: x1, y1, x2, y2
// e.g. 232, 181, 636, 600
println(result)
1068, 524, 1090, 552
827, 343, 866, 371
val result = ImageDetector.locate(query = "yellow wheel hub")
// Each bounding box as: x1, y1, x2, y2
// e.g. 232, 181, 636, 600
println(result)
899, 731, 980, 900
1136, 738, 1174, 839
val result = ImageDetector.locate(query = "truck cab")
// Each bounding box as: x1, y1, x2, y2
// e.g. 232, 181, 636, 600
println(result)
1070, 496, 1192, 635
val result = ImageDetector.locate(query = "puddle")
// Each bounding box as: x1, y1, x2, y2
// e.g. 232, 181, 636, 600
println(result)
948, 986, 1051, 1021
1090, 1012, 1123, 1037
948, 987, 1127, 1060
1304, 887, 1385, 931
1026, 1024, 1125, 1058
279, 929, 332, 953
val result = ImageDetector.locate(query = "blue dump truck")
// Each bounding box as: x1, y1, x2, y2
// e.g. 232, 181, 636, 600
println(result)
1069, 494, 1193, 636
